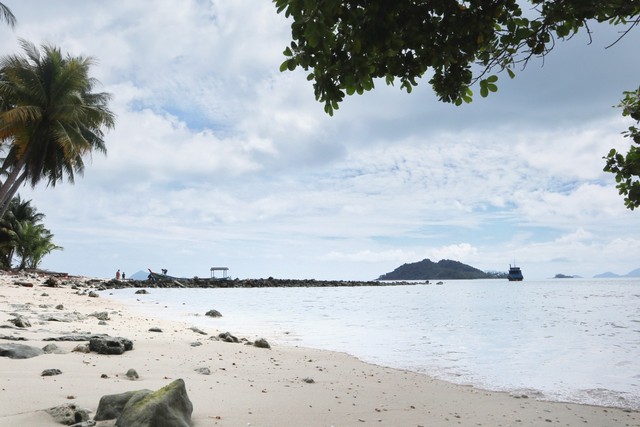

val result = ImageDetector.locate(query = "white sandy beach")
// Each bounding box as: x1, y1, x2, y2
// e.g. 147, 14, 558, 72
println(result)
0, 272, 638, 427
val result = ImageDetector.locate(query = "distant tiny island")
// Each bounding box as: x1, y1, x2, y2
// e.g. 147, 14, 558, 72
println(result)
553, 274, 581, 279
377, 259, 507, 281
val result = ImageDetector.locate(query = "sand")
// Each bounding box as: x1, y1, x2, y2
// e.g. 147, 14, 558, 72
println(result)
0, 272, 637, 427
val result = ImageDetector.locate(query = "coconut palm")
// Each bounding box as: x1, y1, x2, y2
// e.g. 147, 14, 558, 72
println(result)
13, 220, 61, 269
0, 2, 15, 29
0, 39, 115, 218
0, 195, 50, 269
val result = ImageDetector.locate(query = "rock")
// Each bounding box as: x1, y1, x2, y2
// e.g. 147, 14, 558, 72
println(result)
126, 368, 139, 379
45, 403, 90, 425
218, 332, 239, 343
15, 281, 34, 287
98, 320, 108, 325
42, 368, 63, 376
41, 292, 49, 296
189, 326, 207, 335
41, 312, 87, 323
95, 390, 152, 421
89, 336, 133, 355
45, 334, 105, 342
194, 367, 210, 375
88, 291, 99, 298
8, 315, 31, 328
190, 341, 202, 347
205, 309, 222, 318
73, 344, 91, 353
56, 304, 64, 310
116, 379, 193, 427
135, 289, 148, 294
0, 335, 26, 341
44, 277, 60, 287
253, 338, 271, 349
0, 343, 43, 359
149, 327, 162, 333
302, 377, 315, 384
89, 311, 110, 321
42, 343, 67, 354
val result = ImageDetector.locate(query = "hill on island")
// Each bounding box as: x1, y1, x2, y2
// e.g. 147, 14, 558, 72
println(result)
377, 259, 505, 281
593, 267, 640, 278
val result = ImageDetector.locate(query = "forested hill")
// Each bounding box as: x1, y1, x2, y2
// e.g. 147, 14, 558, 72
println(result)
377, 259, 505, 280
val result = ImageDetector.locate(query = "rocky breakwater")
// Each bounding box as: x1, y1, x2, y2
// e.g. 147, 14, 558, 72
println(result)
99, 276, 413, 290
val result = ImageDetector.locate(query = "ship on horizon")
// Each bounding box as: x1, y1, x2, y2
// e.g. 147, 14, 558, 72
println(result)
508, 264, 524, 281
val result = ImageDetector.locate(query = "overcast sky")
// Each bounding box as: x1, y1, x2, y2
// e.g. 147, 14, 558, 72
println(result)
1, 1, 638, 280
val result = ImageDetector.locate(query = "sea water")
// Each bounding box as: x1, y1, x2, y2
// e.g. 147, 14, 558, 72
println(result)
102, 278, 640, 410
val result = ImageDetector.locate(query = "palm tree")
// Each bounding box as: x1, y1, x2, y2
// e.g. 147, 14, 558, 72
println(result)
0, 39, 115, 218
14, 220, 61, 269
0, 2, 15, 29
0, 195, 50, 269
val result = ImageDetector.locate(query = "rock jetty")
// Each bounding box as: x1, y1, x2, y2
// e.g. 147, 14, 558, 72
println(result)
98, 276, 408, 290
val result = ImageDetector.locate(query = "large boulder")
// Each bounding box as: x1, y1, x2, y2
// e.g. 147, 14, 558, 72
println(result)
0, 343, 43, 359
89, 336, 133, 355
94, 390, 152, 421
115, 379, 193, 427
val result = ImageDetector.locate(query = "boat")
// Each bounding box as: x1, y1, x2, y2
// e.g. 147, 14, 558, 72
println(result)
147, 268, 231, 282
507, 264, 524, 281
147, 268, 182, 282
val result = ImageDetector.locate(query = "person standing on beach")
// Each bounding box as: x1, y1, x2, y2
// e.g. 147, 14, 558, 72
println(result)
122, 272, 126, 280
116, 269, 121, 280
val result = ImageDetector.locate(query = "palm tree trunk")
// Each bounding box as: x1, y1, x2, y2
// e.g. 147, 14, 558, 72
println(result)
0, 169, 27, 219
0, 157, 26, 208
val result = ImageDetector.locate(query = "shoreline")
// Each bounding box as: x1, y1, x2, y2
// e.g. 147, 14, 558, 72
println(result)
1, 272, 638, 426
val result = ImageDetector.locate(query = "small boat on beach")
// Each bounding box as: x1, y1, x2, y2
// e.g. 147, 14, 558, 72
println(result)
147, 268, 182, 282
147, 268, 231, 283
508, 264, 523, 281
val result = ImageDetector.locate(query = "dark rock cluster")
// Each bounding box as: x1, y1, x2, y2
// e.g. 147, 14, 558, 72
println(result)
96, 276, 408, 290
89, 336, 133, 355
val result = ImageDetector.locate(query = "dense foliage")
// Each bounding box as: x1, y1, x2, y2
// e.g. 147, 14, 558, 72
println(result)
604, 88, 640, 210
0, 196, 61, 270
275, 0, 639, 114
377, 258, 506, 280
0, 39, 115, 219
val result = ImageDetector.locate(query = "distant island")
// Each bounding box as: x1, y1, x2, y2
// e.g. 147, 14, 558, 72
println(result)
377, 259, 507, 281
593, 268, 640, 279
553, 274, 582, 279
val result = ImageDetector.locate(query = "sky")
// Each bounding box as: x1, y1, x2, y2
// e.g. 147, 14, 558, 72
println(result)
0, 1, 638, 281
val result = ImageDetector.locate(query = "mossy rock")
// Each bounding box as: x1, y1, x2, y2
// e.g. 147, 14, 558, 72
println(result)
115, 378, 193, 427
